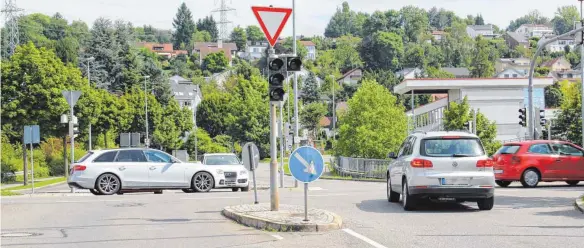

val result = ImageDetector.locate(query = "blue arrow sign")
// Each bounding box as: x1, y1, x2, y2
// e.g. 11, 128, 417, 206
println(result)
289, 146, 324, 183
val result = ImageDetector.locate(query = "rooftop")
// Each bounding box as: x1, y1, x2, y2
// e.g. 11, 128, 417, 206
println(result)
468, 25, 493, 31
506, 31, 528, 43
394, 77, 554, 95
299, 40, 316, 47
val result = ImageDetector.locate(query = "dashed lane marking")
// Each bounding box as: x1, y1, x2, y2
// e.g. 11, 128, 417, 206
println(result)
271, 234, 284, 240
343, 228, 388, 248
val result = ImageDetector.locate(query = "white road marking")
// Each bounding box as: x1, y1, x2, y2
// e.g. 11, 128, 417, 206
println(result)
308, 187, 324, 191
271, 234, 284, 240
309, 193, 349, 197
343, 228, 388, 248
180, 196, 241, 200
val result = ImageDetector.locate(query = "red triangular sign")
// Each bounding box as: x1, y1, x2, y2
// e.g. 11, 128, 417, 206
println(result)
251, 6, 292, 47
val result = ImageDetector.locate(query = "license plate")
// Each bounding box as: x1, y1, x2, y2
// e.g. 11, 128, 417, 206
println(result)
494, 170, 503, 174
440, 178, 470, 185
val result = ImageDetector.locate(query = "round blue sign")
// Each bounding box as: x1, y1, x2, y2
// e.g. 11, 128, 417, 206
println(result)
288, 146, 324, 183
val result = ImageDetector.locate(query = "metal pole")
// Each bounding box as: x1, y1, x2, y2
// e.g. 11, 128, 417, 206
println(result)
473, 109, 478, 134
279, 102, 284, 188
303, 182, 309, 221
30, 128, 34, 194
292, 0, 299, 188
63, 135, 68, 179
144, 76, 149, 147
69, 92, 75, 193
249, 145, 258, 204
411, 90, 415, 129
270, 102, 279, 211
548, 119, 552, 140
87, 61, 92, 151
332, 75, 336, 144
23, 136, 28, 186
581, 2, 584, 146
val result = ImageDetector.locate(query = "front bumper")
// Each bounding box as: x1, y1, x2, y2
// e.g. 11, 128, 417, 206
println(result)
409, 187, 494, 199
215, 174, 249, 188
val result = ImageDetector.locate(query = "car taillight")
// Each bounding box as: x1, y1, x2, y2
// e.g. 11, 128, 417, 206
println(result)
411, 159, 433, 168
476, 159, 494, 167
72, 165, 86, 171
511, 156, 521, 165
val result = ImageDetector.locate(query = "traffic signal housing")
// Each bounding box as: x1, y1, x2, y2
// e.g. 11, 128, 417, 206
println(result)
286, 56, 302, 72
268, 57, 286, 102
72, 116, 80, 137
539, 109, 546, 126
519, 108, 527, 127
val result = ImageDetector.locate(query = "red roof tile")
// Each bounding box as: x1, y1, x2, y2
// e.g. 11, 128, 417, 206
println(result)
299, 40, 316, 47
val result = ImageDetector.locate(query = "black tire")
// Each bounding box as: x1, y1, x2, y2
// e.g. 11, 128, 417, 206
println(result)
495, 180, 512, 188
566, 181, 580, 186
520, 169, 540, 188
182, 188, 195, 193
387, 175, 400, 203
95, 173, 121, 195
402, 180, 416, 211
232, 188, 239, 192
90, 189, 102, 196
477, 197, 494, 210
154, 190, 163, 194
241, 185, 250, 192
116, 192, 124, 195
192, 172, 214, 192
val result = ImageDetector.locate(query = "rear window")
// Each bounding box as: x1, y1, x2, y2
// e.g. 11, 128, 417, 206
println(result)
76, 152, 93, 163
421, 137, 485, 157
495, 145, 521, 155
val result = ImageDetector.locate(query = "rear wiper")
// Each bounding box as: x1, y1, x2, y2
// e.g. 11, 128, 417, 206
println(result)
452, 154, 471, 157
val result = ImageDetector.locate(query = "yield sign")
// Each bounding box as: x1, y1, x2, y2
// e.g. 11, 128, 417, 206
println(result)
251, 6, 292, 47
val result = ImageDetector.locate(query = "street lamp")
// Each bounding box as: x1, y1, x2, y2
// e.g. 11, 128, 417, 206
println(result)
143, 75, 151, 147
86, 57, 94, 150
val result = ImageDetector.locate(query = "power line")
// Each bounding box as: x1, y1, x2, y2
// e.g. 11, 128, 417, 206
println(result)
1, 0, 23, 56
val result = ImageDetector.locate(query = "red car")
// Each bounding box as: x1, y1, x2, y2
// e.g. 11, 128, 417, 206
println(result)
492, 140, 584, 188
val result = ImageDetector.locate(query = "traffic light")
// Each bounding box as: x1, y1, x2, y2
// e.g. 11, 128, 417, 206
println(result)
519, 108, 527, 127
463, 121, 471, 132
539, 109, 546, 126
72, 116, 80, 138
286, 56, 302, 71
268, 57, 286, 101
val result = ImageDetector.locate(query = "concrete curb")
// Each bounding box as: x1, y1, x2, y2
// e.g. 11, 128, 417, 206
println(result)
284, 173, 384, 183
575, 195, 584, 214
3, 181, 68, 196
222, 205, 342, 232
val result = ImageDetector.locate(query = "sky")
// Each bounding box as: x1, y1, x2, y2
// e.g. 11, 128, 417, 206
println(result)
3, 0, 583, 37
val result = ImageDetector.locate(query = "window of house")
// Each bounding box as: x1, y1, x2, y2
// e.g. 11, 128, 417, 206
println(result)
568, 74, 573, 78
189, 92, 193, 96
179, 92, 184, 95
504, 74, 509, 78
513, 74, 518, 78
184, 101, 191, 106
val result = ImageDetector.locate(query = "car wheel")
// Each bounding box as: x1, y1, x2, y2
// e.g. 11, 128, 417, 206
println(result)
566, 180, 580, 186
192, 172, 214, 192
96, 173, 121, 195
387, 175, 400, 203
477, 197, 494, 210
90, 189, 102, 196
520, 169, 540, 188
182, 188, 195, 193
241, 186, 250, 192
232, 188, 239, 192
495, 180, 512, 188
402, 181, 416, 211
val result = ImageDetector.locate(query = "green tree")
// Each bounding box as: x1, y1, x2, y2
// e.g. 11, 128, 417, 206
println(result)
361, 31, 404, 71
335, 79, 408, 158
333, 35, 363, 71
192, 30, 212, 42
196, 16, 219, 42
197, 84, 236, 138
230, 26, 247, 51
203, 51, 229, 73
470, 36, 495, 78
83, 17, 120, 90
153, 99, 193, 151
400, 6, 429, 43
362, 10, 402, 37
172, 3, 196, 50
474, 14, 485, 25
302, 72, 321, 103
301, 103, 328, 139
246, 25, 264, 42
553, 81, 582, 145
1, 42, 84, 142
324, 1, 364, 38
184, 129, 230, 160
424, 67, 455, 78
427, 7, 459, 30
545, 83, 563, 108
440, 21, 474, 67
552, 6, 580, 35
55, 36, 79, 65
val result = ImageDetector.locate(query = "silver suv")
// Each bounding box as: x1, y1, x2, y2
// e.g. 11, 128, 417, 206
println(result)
386, 131, 496, 211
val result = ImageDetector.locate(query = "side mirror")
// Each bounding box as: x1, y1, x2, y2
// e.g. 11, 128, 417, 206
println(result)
388, 152, 397, 159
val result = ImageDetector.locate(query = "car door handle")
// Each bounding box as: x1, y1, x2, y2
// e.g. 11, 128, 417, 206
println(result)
119, 166, 126, 171
150, 166, 156, 170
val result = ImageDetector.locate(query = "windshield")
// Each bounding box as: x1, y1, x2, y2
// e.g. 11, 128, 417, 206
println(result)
204, 155, 240, 165
495, 145, 521, 155
421, 137, 485, 157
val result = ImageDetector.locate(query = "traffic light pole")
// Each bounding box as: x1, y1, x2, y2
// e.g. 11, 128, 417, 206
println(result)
268, 47, 280, 211
69, 91, 75, 193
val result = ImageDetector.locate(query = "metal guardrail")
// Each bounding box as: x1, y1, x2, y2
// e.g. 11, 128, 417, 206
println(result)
330, 156, 392, 180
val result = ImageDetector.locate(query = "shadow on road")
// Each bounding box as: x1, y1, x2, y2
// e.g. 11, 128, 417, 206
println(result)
503, 184, 584, 190
533, 209, 584, 220
494, 195, 575, 209
356, 199, 478, 213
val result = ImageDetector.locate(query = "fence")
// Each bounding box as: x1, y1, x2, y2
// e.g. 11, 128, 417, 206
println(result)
330, 156, 392, 180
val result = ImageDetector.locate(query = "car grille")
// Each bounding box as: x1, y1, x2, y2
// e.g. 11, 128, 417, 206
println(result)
224, 172, 237, 179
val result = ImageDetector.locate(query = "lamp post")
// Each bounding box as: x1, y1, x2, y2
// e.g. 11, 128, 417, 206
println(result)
86, 57, 94, 150
143, 76, 151, 147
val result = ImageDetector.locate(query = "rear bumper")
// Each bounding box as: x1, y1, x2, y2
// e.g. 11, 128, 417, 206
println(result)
68, 174, 95, 189
409, 187, 494, 199
493, 167, 521, 181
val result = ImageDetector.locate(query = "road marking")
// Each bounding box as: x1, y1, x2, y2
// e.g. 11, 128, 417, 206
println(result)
271, 234, 284, 240
309, 193, 348, 197
55, 199, 124, 203
180, 196, 241, 200
343, 228, 387, 248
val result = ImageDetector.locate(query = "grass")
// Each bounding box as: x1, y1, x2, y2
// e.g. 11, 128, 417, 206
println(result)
1, 177, 66, 195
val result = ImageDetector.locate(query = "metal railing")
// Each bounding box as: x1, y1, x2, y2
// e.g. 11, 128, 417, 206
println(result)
331, 156, 392, 180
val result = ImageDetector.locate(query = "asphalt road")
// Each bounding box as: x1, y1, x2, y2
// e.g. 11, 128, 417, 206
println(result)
2, 162, 583, 248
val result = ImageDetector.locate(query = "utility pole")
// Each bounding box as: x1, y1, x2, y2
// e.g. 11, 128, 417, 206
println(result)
268, 47, 280, 211
331, 75, 336, 144
143, 76, 150, 147
580, 0, 584, 147
1, 0, 23, 56
279, 102, 285, 188
86, 57, 94, 150
292, 0, 299, 188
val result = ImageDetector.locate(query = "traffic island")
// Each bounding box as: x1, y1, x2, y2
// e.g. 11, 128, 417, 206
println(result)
575, 195, 584, 214
222, 204, 342, 232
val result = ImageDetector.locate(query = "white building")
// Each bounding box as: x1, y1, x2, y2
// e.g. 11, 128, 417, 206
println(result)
395, 77, 553, 142
239, 41, 269, 61
299, 41, 317, 60
545, 37, 576, 53
495, 68, 527, 78
466, 25, 498, 39
515, 24, 554, 38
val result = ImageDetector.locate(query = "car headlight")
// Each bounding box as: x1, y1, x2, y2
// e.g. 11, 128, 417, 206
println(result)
240, 170, 248, 175
216, 169, 224, 174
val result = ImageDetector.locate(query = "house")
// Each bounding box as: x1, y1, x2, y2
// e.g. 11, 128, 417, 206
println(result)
466, 25, 498, 39
431, 31, 444, 42
545, 37, 576, 53
505, 31, 529, 49
442, 67, 471, 78
495, 68, 527, 78
396, 68, 423, 80
169, 75, 202, 111
495, 58, 531, 74
551, 70, 581, 82
541, 57, 571, 72
137, 42, 188, 59
515, 24, 554, 38
318, 117, 334, 139
299, 40, 316, 60
239, 41, 269, 61
193, 42, 238, 66
336, 68, 363, 85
